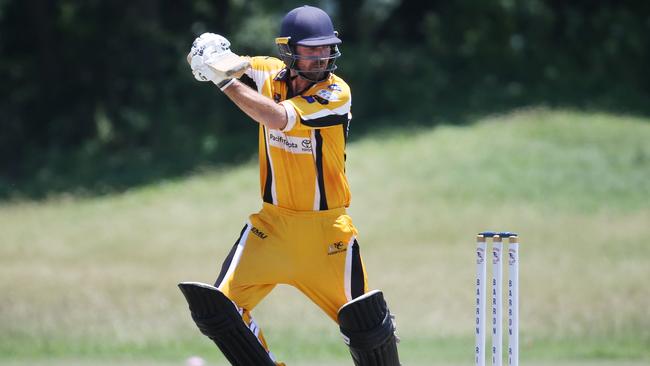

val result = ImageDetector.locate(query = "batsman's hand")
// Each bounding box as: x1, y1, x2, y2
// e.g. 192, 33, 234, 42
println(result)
188, 33, 235, 85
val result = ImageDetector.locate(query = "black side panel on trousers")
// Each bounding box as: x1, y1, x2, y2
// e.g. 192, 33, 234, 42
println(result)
178, 282, 276, 366
338, 290, 401, 366
214, 224, 248, 287
350, 240, 364, 299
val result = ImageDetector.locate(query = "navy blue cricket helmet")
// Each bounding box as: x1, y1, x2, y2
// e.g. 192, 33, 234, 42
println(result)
276, 5, 342, 82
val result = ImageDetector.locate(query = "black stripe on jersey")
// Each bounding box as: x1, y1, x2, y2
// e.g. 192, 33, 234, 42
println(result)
315, 129, 328, 210
341, 119, 349, 172
262, 126, 274, 204
302, 113, 349, 128
239, 74, 257, 90
342, 117, 350, 143
350, 239, 365, 299
214, 224, 249, 287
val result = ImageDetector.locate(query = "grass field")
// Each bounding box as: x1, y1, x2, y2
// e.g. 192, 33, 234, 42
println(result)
1, 108, 649, 365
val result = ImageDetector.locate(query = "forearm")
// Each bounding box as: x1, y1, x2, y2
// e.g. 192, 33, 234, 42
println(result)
223, 80, 288, 130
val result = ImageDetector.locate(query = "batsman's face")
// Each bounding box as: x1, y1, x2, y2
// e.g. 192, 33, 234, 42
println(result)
295, 45, 330, 79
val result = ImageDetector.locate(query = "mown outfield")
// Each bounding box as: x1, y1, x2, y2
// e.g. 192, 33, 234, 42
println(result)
1, 108, 649, 365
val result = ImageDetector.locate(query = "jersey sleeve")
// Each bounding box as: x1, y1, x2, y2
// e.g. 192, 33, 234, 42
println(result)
280, 80, 351, 132
241, 56, 285, 93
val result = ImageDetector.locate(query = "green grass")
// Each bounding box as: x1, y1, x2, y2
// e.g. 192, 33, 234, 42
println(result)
1, 108, 649, 365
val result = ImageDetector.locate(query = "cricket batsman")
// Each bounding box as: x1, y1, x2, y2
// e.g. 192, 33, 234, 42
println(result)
178, 5, 400, 366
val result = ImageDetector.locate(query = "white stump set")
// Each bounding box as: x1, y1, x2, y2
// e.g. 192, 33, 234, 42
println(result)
475, 232, 519, 366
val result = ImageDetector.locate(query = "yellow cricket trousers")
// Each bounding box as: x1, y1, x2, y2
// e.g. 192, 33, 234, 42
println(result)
214, 203, 369, 359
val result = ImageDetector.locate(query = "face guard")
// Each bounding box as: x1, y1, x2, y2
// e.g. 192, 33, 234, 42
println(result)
276, 5, 342, 83
276, 37, 341, 82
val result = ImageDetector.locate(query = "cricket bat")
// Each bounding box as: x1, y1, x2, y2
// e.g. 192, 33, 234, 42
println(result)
205, 53, 251, 79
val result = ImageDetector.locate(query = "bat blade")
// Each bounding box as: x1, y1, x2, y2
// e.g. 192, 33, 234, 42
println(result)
205, 53, 250, 79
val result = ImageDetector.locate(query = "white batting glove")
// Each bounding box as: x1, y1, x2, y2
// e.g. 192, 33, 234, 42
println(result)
188, 33, 234, 85
191, 59, 219, 83
190, 33, 231, 59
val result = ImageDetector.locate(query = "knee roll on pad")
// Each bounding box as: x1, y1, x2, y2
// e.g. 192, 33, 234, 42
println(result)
178, 282, 276, 366
337, 290, 401, 366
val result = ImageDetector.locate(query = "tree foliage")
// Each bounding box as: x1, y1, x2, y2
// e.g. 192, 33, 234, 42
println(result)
1, 0, 648, 197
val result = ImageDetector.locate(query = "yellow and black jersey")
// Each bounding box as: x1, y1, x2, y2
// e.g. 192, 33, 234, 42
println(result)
240, 56, 352, 211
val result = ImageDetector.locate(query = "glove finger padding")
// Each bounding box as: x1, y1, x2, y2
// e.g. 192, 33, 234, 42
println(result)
189, 33, 236, 84
191, 33, 231, 59
189, 33, 232, 70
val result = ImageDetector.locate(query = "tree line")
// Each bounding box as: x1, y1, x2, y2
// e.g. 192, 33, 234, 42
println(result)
1, 0, 648, 198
